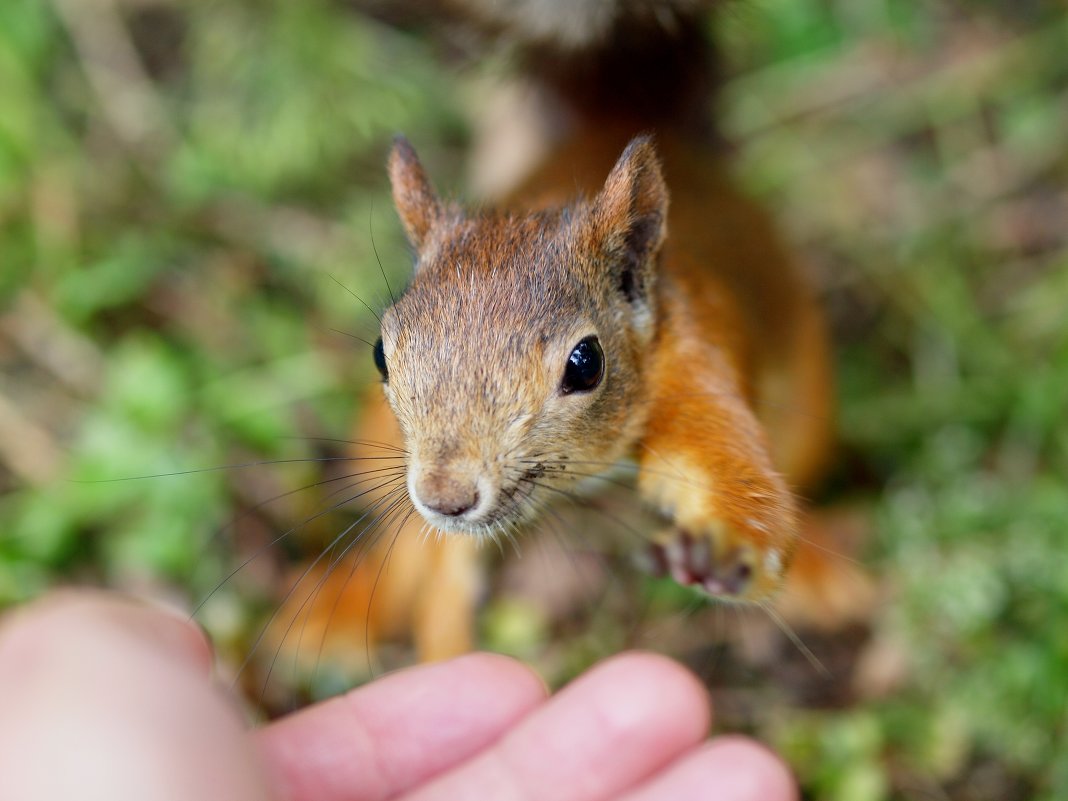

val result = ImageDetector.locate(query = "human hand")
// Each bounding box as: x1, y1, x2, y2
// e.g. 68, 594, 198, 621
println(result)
0, 591, 796, 800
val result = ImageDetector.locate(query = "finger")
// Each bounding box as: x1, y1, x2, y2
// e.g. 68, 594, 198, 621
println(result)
0, 590, 269, 801
0, 588, 213, 674
617, 737, 798, 801
399, 651, 711, 801
258, 652, 548, 801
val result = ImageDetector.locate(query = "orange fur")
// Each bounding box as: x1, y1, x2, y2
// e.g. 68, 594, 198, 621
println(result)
284, 7, 870, 666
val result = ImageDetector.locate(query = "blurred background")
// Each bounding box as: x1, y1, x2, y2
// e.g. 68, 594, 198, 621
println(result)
1, 0, 1066, 798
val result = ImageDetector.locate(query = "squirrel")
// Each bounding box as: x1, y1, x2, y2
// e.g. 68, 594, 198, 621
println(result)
278, 0, 871, 668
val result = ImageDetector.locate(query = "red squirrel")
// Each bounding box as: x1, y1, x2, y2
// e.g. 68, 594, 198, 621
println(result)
279, 0, 868, 667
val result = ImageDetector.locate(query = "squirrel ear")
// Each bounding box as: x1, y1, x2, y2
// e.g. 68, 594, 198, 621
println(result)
388, 136, 442, 250
591, 135, 669, 303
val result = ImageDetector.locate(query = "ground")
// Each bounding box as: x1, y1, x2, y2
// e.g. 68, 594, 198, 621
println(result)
1, 1, 1066, 799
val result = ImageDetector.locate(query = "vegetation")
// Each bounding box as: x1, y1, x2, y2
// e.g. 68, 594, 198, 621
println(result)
1, 0, 1065, 798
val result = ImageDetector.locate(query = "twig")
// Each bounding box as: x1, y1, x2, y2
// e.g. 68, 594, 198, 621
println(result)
0, 292, 103, 396
0, 389, 64, 485
50, 0, 175, 160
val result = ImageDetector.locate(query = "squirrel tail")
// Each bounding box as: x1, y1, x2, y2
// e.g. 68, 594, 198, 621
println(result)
364, 0, 724, 137
454, 0, 722, 132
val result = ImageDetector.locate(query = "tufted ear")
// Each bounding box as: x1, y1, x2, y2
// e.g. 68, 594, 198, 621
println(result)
388, 136, 442, 251
589, 135, 669, 305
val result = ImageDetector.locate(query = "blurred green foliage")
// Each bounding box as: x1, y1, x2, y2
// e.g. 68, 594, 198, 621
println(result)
0, 0, 459, 603
721, 3, 1068, 799
1, 0, 1067, 798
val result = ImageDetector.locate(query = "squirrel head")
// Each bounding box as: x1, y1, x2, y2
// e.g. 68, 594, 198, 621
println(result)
377, 135, 668, 537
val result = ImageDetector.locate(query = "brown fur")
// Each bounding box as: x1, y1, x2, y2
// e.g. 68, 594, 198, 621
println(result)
289, 7, 869, 664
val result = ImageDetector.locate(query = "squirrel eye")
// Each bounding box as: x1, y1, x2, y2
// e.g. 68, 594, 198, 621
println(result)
561, 336, 604, 394
373, 336, 388, 381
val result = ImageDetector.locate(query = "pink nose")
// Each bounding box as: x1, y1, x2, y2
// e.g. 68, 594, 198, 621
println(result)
414, 471, 480, 518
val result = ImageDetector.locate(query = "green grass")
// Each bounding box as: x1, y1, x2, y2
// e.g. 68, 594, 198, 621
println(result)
721, 3, 1068, 798
2, 0, 1066, 797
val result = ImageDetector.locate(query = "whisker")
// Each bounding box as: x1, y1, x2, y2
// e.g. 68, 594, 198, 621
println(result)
327, 327, 377, 349
516, 457, 715, 494
359, 503, 418, 672
759, 600, 831, 678
327, 273, 383, 326
76, 455, 403, 483
194, 471, 408, 617
190, 463, 409, 584
298, 492, 418, 686
369, 203, 397, 308
281, 436, 408, 454
263, 494, 409, 697
793, 530, 868, 569
501, 520, 522, 558
316, 467, 408, 503
523, 478, 651, 550
307, 494, 417, 682
250, 484, 411, 697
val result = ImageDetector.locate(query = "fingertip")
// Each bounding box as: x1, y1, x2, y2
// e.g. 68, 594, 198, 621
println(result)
588, 651, 713, 738
704, 736, 799, 801
259, 651, 550, 801
340, 650, 550, 726
0, 589, 213, 676
133, 595, 215, 674
417, 651, 713, 799
0, 591, 266, 801
444, 651, 550, 703
620, 736, 797, 801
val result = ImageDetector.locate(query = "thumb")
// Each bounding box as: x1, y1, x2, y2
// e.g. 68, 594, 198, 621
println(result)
0, 589, 271, 801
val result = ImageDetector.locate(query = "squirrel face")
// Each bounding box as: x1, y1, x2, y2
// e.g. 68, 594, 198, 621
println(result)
378, 136, 668, 538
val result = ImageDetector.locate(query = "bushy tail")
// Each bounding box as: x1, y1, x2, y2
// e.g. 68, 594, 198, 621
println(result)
360, 0, 722, 132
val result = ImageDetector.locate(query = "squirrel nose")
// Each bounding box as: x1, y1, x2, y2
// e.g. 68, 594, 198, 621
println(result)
414, 471, 480, 518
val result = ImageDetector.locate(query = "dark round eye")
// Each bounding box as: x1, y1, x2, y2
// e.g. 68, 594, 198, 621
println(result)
373, 336, 388, 381
561, 336, 604, 394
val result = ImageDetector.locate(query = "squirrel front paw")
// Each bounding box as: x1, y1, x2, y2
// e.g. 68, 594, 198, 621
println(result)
644, 525, 789, 601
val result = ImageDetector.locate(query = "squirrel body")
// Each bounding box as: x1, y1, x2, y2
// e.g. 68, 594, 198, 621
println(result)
378, 119, 829, 603
287, 2, 863, 666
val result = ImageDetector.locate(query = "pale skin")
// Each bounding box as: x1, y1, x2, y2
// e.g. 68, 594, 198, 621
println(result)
0, 591, 797, 801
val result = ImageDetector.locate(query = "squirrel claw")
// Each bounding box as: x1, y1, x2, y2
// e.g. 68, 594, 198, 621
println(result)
645, 529, 756, 598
